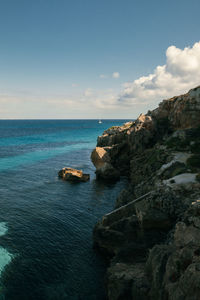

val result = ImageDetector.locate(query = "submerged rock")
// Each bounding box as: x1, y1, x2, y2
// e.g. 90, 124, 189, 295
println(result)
58, 167, 90, 182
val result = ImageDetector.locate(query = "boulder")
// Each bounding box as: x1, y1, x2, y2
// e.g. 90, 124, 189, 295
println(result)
58, 167, 90, 182
91, 147, 120, 181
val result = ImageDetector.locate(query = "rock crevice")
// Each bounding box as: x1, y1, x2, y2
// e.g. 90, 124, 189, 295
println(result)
91, 86, 200, 300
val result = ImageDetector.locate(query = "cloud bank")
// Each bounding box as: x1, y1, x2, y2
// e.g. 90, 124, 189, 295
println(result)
118, 41, 200, 106
1, 42, 200, 119
99, 74, 107, 79
112, 72, 120, 79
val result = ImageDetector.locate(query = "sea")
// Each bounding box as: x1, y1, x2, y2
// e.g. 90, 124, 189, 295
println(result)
0, 119, 129, 300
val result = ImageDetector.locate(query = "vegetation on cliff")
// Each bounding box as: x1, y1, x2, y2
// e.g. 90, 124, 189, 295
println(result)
91, 86, 200, 300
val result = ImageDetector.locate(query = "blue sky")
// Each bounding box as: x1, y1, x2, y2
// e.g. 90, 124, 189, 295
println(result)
0, 0, 200, 119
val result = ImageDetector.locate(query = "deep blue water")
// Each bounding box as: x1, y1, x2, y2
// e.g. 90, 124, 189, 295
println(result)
0, 120, 129, 300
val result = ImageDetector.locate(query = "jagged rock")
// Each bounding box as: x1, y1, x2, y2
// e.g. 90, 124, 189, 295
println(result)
144, 200, 200, 300
93, 221, 126, 256
145, 244, 173, 299
91, 147, 120, 181
159, 161, 188, 179
58, 167, 90, 182
136, 205, 171, 231
92, 86, 200, 300
151, 86, 200, 130
107, 263, 149, 300
127, 114, 156, 152
97, 122, 134, 147
115, 188, 136, 208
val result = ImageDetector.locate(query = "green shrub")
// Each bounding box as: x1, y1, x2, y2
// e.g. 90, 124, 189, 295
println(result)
191, 142, 200, 154
187, 155, 200, 170
165, 127, 200, 151
165, 137, 189, 151
161, 162, 187, 179
196, 173, 200, 182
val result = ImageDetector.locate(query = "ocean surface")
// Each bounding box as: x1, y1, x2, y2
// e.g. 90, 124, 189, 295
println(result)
0, 119, 129, 300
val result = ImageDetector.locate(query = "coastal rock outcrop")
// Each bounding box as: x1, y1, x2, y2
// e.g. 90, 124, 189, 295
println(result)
91, 147, 120, 181
151, 86, 200, 130
91, 121, 134, 179
91, 86, 200, 299
58, 167, 90, 182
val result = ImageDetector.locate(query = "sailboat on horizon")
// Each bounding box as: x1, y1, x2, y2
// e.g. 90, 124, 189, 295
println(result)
98, 119, 102, 124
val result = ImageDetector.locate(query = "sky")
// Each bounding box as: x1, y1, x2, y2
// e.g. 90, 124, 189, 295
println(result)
0, 0, 200, 119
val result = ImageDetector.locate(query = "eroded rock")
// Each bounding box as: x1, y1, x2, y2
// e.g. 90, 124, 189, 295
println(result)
92, 86, 200, 299
91, 147, 120, 181
58, 167, 90, 182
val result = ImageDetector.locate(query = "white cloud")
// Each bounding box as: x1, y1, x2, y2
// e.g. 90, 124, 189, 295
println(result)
84, 88, 93, 97
1, 42, 200, 119
72, 83, 78, 87
112, 72, 120, 79
99, 74, 107, 79
118, 41, 200, 106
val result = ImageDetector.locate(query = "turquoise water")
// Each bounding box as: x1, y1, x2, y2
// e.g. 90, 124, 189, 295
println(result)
0, 120, 128, 300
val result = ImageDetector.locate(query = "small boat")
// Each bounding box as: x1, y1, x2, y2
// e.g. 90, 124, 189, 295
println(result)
98, 119, 102, 124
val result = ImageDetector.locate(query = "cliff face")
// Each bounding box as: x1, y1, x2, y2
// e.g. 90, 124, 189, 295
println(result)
91, 86, 200, 300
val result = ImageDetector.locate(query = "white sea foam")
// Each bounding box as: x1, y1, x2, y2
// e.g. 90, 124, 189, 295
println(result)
0, 222, 8, 237
0, 247, 12, 275
0, 222, 13, 275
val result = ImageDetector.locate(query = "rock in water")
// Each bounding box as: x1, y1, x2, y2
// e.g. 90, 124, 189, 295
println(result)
91, 147, 120, 181
58, 167, 90, 182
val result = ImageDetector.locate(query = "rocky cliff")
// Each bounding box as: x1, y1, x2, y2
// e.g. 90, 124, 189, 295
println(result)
91, 86, 200, 300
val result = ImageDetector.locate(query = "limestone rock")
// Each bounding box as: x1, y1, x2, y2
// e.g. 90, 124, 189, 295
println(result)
91, 85, 200, 300
97, 122, 134, 147
146, 244, 173, 299
91, 147, 120, 181
127, 114, 156, 152
107, 263, 149, 300
151, 86, 200, 130
58, 167, 90, 182
91, 147, 111, 167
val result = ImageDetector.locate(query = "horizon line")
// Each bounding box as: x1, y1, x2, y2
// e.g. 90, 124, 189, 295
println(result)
0, 118, 134, 121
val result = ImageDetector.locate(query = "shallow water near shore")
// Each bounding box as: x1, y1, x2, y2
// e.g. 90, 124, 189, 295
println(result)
0, 120, 128, 300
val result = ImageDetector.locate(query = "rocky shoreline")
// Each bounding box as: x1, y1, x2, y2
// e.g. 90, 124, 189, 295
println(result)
91, 86, 200, 300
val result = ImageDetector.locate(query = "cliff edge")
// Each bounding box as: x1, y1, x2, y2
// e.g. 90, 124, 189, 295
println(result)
91, 86, 200, 300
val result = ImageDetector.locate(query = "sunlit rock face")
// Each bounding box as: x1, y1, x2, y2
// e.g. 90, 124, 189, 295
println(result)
91, 147, 120, 181
151, 86, 200, 129
58, 167, 90, 182
92, 86, 200, 182
92, 86, 200, 300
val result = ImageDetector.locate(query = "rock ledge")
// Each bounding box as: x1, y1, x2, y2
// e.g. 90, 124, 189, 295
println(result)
91, 86, 200, 300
